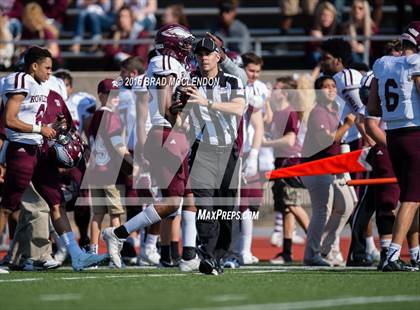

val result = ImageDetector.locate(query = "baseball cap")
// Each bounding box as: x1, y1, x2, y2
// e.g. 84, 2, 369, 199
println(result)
194, 37, 220, 54
97, 78, 119, 94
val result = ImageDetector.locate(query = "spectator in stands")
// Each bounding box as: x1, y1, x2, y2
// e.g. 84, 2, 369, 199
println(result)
211, 0, 251, 54
126, 0, 157, 34
1, 1, 22, 39
71, 0, 123, 54
0, 12, 14, 70
340, 0, 378, 63
306, 2, 339, 67
279, 0, 319, 35
370, 0, 383, 27
103, 6, 150, 68
20, 2, 60, 62
162, 4, 189, 28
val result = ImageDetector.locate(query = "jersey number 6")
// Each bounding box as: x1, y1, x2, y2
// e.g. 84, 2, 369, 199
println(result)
385, 79, 399, 112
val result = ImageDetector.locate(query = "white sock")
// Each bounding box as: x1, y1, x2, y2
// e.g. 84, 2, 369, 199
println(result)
274, 211, 283, 233
380, 238, 391, 250
365, 236, 376, 254
60, 232, 82, 259
90, 244, 98, 254
386, 243, 401, 262
181, 210, 197, 248
123, 205, 161, 234
409, 246, 419, 262
145, 234, 158, 248
240, 210, 253, 256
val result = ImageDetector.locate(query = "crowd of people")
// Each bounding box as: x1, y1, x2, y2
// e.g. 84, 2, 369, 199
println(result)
0, 1, 419, 276
0, 0, 419, 70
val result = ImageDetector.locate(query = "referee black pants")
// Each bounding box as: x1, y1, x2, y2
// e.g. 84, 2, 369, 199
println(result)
190, 141, 240, 261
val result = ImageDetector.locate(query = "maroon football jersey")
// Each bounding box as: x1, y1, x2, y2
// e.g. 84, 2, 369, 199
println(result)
87, 106, 125, 185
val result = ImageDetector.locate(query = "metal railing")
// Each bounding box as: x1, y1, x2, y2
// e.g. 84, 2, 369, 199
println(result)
0, 34, 400, 65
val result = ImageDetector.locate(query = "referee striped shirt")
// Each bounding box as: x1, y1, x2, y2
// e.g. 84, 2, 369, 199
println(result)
189, 70, 245, 146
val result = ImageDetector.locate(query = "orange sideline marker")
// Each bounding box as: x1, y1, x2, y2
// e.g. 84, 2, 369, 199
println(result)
346, 178, 397, 186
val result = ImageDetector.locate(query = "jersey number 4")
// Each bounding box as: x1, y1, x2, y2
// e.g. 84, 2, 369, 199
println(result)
385, 79, 399, 112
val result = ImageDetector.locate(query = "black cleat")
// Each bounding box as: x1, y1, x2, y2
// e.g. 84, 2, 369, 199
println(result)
199, 258, 222, 275
159, 259, 175, 268
377, 249, 388, 270
382, 259, 416, 272
347, 257, 373, 267
410, 260, 420, 270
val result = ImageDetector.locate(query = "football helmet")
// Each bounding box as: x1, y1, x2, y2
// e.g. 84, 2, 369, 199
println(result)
226, 50, 243, 67
401, 21, 420, 49
49, 129, 84, 168
155, 23, 195, 63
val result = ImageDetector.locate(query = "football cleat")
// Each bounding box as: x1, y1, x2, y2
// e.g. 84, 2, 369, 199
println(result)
223, 257, 240, 269
366, 248, 381, 263
270, 231, 283, 247
270, 253, 293, 265
71, 252, 108, 271
53, 245, 68, 265
410, 260, 420, 270
102, 228, 125, 269
382, 259, 416, 272
0, 267, 9, 274
121, 241, 138, 266
199, 258, 223, 275
22, 259, 61, 271
304, 255, 331, 267
239, 253, 259, 265
377, 249, 388, 270
179, 256, 201, 272
323, 252, 346, 267
138, 246, 161, 266
346, 256, 373, 267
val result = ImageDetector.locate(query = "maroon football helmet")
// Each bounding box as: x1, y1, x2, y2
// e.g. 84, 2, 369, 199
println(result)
155, 23, 195, 63
226, 50, 243, 67
401, 21, 420, 49
49, 129, 84, 168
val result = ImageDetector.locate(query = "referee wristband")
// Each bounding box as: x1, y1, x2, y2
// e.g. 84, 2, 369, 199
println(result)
32, 124, 42, 133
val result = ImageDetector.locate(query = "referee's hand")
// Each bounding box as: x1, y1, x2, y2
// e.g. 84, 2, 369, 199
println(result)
186, 86, 208, 107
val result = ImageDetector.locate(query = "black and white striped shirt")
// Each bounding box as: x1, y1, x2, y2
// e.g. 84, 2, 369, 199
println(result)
188, 70, 245, 146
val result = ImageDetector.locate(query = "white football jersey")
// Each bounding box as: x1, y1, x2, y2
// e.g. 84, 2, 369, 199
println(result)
2, 72, 49, 145
66, 91, 96, 131
146, 54, 189, 127
44, 75, 67, 101
334, 68, 365, 115
334, 69, 364, 143
243, 80, 268, 153
118, 86, 137, 151
132, 73, 152, 135
373, 54, 420, 130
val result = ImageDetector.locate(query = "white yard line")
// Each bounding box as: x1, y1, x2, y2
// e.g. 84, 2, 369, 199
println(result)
40, 293, 82, 301
185, 295, 420, 310
209, 295, 248, 302
238, 270, 287, 274
61, 273, 187, 281
0, 278, 42, 283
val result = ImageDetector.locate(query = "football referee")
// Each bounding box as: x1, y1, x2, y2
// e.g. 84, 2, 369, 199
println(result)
186, 36, 246, 275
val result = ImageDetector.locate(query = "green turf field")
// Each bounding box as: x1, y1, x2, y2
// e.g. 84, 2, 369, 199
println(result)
0, 266, 419, 310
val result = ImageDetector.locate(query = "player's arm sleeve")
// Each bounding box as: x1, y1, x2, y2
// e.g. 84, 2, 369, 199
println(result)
3, 73, 29, 98
342, 87, 365, 115
219, 57, 248, 86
